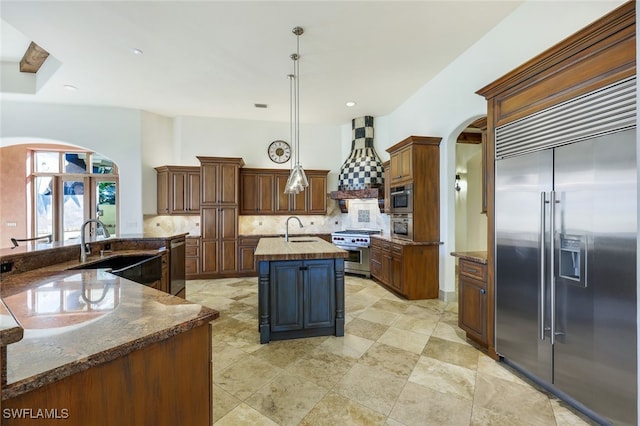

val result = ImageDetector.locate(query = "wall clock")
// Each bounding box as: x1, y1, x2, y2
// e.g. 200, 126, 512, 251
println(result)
268, 140, 291, 164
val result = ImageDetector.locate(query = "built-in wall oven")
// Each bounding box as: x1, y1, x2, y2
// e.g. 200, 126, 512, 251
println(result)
390, 184, 413, 213
390, 214, 413, 240
331, 230, 381, 278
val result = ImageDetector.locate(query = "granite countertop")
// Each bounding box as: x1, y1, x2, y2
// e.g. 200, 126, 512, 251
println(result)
450, 251, 488, 264
0, 232, 189, 258
255, 236, 348, 261
1, 268, 218, 400
371, 235, 443, 246
0, 299, 23, 347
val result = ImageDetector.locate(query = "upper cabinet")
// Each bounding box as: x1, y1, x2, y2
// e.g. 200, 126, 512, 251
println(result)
155, 166, 201, 215
389, 145, 413, 185
198, 157, 245, 205
386, 136, 441, 242
239, 168, 328, 215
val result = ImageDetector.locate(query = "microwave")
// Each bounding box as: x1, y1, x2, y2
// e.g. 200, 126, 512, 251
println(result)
390, 184, 413, 213
390, 214, 413, 240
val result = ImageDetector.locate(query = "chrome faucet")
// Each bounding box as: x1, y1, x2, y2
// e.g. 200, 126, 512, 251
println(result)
285, 216, 303, 242
80, 219, 111, 262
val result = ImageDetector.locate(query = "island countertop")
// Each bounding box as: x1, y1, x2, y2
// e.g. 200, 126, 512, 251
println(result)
450, 250, 488, 264
254, 236, 348, 261
1, 268, 218, 400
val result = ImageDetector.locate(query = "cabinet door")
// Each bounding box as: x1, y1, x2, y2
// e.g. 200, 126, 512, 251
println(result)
290, 190, 306, 213
390, 246, 403, 292
381, 252, 392, 285
304, 260, 335, 328
201, 208, 218, 239
389, 151, 402, 184
219, 163, 239, 205
156, 170, 169, 214
238, 245, 256, 273
258, 174, 275, 212
170, 171, 188, 214
370, 246, 383, 280
306, 174, 326, 214
270, 261, 304, 332
219, 207, 237, 239
201, 163, 219, 204
201, 240, 218, 274
399, 147, 412, 181
187, 171, 200, 212
275, 174, 291, 213
458, 275, 487, 345
240, 172, 259, 213
219, 239, 237, 274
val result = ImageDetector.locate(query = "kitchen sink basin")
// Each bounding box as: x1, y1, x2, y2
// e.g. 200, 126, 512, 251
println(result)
69, 255, 157, 270
288, 239, 317, 243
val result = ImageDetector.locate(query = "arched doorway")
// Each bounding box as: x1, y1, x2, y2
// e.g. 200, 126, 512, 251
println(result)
0, 141, 119, 248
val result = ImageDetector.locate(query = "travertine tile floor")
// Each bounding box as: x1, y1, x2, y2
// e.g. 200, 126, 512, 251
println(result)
186, 276, 596, 426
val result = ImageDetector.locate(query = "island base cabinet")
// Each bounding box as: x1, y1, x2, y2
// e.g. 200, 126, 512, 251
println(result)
2, 324, 212, 426
259, 258, 344, 344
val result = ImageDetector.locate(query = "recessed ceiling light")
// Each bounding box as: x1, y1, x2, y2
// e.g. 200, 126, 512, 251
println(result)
345, 101, 356, 107
64, 85, 78, 91
131, 48, 144, 55
254, 103, 268, 108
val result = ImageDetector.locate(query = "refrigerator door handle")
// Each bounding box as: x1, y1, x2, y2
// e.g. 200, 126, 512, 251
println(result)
550, 190, 556, 346
540, 192, 547, 341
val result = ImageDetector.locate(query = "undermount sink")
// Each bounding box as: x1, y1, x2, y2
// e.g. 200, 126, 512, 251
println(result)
69, 255, 157, 270
288, 239, 317, 243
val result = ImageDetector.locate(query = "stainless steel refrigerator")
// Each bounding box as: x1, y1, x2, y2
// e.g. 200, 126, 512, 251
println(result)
495, 77, 637, 426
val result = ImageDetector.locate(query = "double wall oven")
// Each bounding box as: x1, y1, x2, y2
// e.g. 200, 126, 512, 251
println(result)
331, 230, 381, 278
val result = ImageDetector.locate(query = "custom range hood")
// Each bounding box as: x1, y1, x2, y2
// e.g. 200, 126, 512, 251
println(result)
330, 116, 385, 212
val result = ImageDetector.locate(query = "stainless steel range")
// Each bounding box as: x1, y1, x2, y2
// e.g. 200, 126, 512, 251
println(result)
331, 229, 381, 278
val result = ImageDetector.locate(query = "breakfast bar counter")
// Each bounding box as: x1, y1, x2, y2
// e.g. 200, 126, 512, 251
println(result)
255, 236, 347, 344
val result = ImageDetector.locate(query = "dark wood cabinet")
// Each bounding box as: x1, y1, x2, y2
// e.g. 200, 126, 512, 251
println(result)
240, 171, 275, 214
389, 145, 412, 185
186, 237, 200, 278
239, 168, 328, 215
457, 258, 488, 346
370, 236, 439, 300
238, 236, 260, 275
382, 160, 390, 213
198, 157, 244, 278
155, 166, 200, 215
386, 136, 441, 243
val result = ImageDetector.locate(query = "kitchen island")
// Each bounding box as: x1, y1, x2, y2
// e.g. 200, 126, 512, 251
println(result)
0, 234, 218, 425
254, 236, 347, 344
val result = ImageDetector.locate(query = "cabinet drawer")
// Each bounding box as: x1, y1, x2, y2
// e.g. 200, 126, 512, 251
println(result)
459, 259, 487, 282
371, 238, 383, 249
391, 244, 403, 256
186, 245, 199, 258
186, 238, 200, 246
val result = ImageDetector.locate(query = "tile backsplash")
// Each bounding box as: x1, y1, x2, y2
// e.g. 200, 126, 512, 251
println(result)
144, 198, 389, 237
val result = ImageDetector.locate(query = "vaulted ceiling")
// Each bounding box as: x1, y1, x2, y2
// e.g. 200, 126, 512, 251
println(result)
1, 1, 523, 125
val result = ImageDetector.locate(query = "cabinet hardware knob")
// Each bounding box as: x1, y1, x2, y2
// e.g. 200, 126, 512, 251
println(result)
480, 289, 486, 294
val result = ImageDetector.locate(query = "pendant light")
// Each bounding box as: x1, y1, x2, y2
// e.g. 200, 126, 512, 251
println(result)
284, 26, 308, 195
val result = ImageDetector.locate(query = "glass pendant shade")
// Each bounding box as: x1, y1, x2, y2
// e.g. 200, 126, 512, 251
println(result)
284, 163, 308, 194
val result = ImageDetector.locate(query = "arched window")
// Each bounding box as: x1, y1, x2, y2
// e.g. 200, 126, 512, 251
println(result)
31, 149, 119, 241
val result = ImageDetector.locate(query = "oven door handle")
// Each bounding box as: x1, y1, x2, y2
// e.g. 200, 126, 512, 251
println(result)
335, 245, 363, 251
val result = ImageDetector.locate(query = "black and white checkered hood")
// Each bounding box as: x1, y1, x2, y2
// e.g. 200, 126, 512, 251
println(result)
338, 116, 384, 190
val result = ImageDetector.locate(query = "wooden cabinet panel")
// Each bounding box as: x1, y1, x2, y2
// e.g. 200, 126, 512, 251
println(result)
304, 260, 336, 328
370, 237, 439, 300
238, 236, 260, 274
155, 166, 200, 215
307, 174, 327, 214
386, 136, 441, 242
201, 240, 218, 274
156, 169, 169, 214
240, 172, 275, 214
240, 168, 328, 215
186, 237, 200, 277
458, 275, 487, 345
197, 157, 243, 278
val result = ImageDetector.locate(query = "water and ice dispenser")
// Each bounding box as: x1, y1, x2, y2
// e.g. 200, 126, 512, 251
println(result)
559, 234, 587, 287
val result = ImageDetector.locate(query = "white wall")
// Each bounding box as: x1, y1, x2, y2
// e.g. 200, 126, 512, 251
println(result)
350, 0, 627, 301
141, 111, 174, 215
455, 143, 487, 251
0, 101, 144, 234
